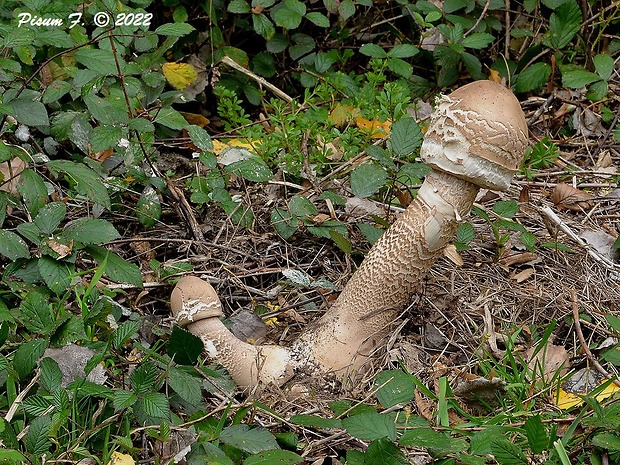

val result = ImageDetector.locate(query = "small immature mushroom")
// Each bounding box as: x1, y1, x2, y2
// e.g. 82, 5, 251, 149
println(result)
171, 80, 529, 389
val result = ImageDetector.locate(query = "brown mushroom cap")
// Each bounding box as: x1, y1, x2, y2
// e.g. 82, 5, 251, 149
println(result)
170, 276, 224, 327
420, 80, 528, 191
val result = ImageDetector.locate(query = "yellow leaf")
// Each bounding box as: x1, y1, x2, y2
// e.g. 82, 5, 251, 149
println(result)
107, 452, 135, 465
356, 117, 391, 138
488, 69, 503, 83
212, 140, 230, 154
162, 62, 198, 90
211, 138, 262, 155
328, 103, 360, 126
555, 367, 620, 410
181, 112, 210, 127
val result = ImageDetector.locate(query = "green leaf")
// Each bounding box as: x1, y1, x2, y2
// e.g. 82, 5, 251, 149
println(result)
547, 0, 582, 49
389, 44, 419, 58
244, 450, 304, 465
271, 0, 306, 29
594, 53, 615, 81
0, 229, 30, 260
74, 48, 122, 76
154, 22, 196, 37
493, 199, 519, 218
515, 62, 551, 93
399, 428, 468, 455
271, 208, 299, 239
136, 186, 162, 229
17, 168, 47, 217
360, 43, 388, 58
38, 255, 72, 296
560, 64, 601, 88
113, 389, 138, 411
390, 116, 423, 157
357, 222, 384, 245
592, 433, 620, 451
224, 156, 273, 182
228, 0, 251, 13
168, 367, 203, 406
10, 98, 49, 126
0, 450, 26, 462
23, 415, 52, 455
47, 160, 111, 209
338, 0, 356, 19
290, 414, 343, 429
34, 202, 66, 235
288, 195, 318, 221
366, 438, 409, 465
113, 320, 142, 350
456, 222, 475, 244
490, 437, 528, 464
375, 370, 416, 408
86, 245, 143, 287
40, 357, 63, 393
13, 338, 47, 379
461, 33, 495, 49
152, 107, 188, 130
168, 326, 204, 365
387, 57, 413, 78
329, 229, 352, 254
350, 163, 387, 198
187, 125, 213, 152
342, 411, 397, 441
253, 13, 276, 40
220, 424, 280, 453
587, 80, 608, 101
605, 314, 620, 333
524, 415, 548, 454
62, 218, 121, 245
19, 289, 53, 334
520, 231, 537, 251
22, 394, 52, 417
89, 125, 124, 152
305, 11, 330, 27
42, 79, 70, 104
139, 392, 170, 420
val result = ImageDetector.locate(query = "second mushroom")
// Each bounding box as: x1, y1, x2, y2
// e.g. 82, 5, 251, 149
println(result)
170, 80, 529, 389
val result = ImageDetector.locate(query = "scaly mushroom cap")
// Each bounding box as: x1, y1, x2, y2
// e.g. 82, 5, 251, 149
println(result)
420, 80, 528, 191
171, 276, 224, 327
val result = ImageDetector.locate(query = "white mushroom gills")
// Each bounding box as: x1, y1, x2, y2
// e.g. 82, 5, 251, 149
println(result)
171, 80, 529, 389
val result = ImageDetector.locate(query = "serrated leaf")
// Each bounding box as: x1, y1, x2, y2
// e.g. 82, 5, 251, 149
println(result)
282, 269, 311, 287
387, 57, 413, 78
19, 289, 53, 334
89, 124, 123, 152
461, 32, 495, 49
0, 229, 30, 260
187, 124, 213, 152
224, 156, 273, 182
63, 218, 120, 245
524, 415, 548, 454
520, 231, 537, 251
113, 320, 141, 350
560, 65, 601, 88
548, 0, 581, 49
594, 53, 615, 81
389, 44, 419, 58
87, 245, 143, 287
253, 13, 276, 40
162, 62, 198, 90
137, 186, 162, 229
228, 0, 251, 12
220, 424, 279, 454
375, 370, 415, 408
515, 62, 551, 93
139, 392, 170, 420
43, 79, 72, 104
342, 411, 397, 441
168, 325, 204, 365
10, 98, 49, 126
0, 450, 26, 462
591, 433, 620, 451
243, 450, 304, 465
350, 163, 387, 198
399, 428, 468, 454
271, 0, 306, 29
270, 207, 299, 239
306, 11, 330, 27
74, 48, 123, 76
23, 415, 52, 455
38, 255, 72, 296
329, 229, 352, 253
13, 338, 47, 379
22, 394, 53, 416
288, 195, 318, 221
390, 116, 423, 156
360, 43, 388, 58
152, 107, 188, 130
456, 222, 475, 244
357, 222, 384, 245
40, 357, 63, 393
155, 23, 195, 37
490, 437, 527, 464
33, 202, 66, 235
113, 389, 138, 411
168, 367, 202, 406
493, 199, 519, 218
17, 168, 47, 216
366, 438, 408, 465
290, 414, 343, 429
47, 160, 111, 209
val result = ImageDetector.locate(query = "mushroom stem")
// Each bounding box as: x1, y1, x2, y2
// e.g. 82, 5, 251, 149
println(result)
292, 170, 479, 375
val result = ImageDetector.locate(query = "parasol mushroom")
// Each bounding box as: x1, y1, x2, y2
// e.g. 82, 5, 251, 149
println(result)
170, 80, 529, 389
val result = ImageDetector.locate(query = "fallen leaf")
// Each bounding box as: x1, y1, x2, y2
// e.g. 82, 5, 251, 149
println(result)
328, 103, 360, 126
107, 452, 135, 465
526, 343, 568, 381
556, 367, 620, 410
488, 69, 503, 84
0, 157, 27, 195
356, 117, 391, 138
181, 112, 210, 127
162, 62, 198, 90
444, 244, 463, 266
512, 267, 535, 283
550, 183, 595, 211
499, 252, 538, 267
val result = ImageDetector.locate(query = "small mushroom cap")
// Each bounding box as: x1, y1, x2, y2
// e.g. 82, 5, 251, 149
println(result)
171, 276, 224, 327
420, 80, 528, 191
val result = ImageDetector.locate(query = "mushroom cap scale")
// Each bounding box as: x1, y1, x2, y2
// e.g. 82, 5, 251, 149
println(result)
171, 276, 224, 327
420, 80, 528, 191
